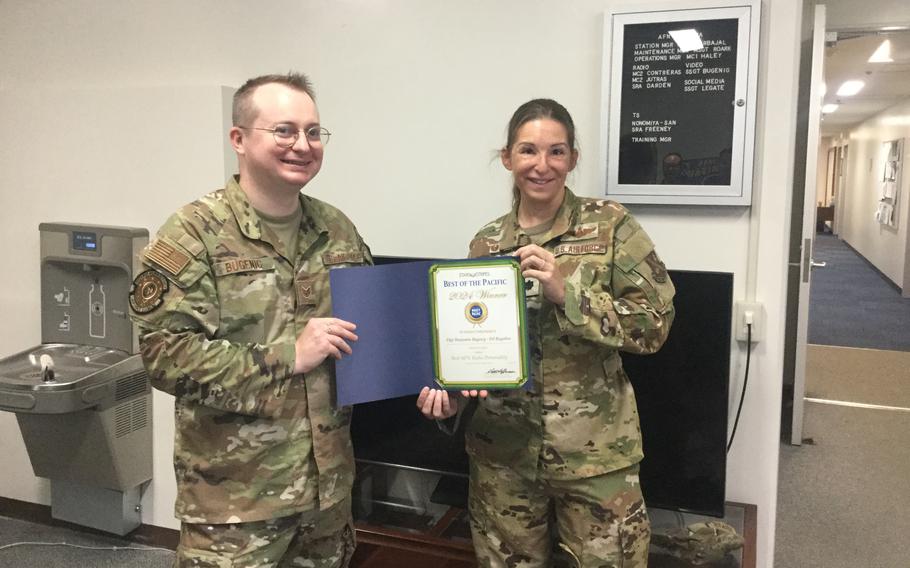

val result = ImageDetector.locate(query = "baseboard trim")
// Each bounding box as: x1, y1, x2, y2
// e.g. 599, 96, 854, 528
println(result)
0, 496, 178, 550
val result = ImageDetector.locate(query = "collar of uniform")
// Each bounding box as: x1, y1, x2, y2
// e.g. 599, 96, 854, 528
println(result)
225, 176, 328, 256
295, 194, 330, 262
225, 175, 267, 240
500, 187, 579, 250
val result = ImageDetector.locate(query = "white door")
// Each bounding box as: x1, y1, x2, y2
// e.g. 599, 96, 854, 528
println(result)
791, 4, 827, 445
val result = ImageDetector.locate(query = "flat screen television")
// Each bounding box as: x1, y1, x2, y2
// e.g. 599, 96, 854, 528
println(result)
350, 256, 732, 517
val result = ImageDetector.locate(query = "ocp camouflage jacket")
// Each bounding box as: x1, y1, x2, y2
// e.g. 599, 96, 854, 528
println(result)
466, 188, 675, 480
131, 176, 371, 523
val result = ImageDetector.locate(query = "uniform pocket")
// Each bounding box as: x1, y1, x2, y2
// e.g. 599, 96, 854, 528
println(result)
619, 499, 651, 566
175, 547, 236, 568
214, 268, 282, 340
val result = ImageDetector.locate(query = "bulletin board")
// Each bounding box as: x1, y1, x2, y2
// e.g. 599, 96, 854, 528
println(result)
876, 139, 902, 228
603, 2, 761, 205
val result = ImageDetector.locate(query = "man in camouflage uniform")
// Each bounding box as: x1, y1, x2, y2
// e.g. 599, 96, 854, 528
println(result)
130, 73, 371, 567
419, 99, 674, 567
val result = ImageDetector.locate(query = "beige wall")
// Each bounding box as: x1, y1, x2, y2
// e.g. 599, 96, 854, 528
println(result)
0, 2, 804, 566
828, 98, 910, 292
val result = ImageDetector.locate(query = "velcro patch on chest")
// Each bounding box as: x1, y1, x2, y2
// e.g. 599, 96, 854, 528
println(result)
213, 257, 276, 276
568, 223, 599, 240
322, 251, 364, 266
553, 242, 607, 257
469, 238, 504, 257
296, 278, 317, 305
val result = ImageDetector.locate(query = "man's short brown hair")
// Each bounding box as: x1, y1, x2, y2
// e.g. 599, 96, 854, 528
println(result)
232, 72, 315, 126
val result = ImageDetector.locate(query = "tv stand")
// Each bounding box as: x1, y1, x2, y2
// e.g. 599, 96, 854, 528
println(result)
351, 463, 756, 567
352, 462, 474, 566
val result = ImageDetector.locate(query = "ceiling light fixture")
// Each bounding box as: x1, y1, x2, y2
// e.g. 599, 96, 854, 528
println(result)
868, 40, 893, 63
822, 104, 839, 114
880, 26, 908, 31
836, 80, 865, 97
668, 29, 704, 53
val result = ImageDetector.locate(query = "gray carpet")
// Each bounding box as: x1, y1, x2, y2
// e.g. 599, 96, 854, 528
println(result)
775, 401, 910, 568
779, 233, 910, 567
808, 234, 910, 351
0, 515, 174, 567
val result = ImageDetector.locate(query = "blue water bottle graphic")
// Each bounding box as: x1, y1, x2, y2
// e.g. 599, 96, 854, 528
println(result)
89, 282, 106, 338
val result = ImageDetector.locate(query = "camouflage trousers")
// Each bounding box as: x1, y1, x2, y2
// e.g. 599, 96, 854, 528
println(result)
469, 461, 650, 568
174, 496, 355, 568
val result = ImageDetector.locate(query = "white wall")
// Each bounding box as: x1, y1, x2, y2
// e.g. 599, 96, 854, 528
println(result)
0, 85, 234, 528
818, 136, 833, 205
829, 98, 910, 292
0, 2, 803, 566
823, 0, 910, 29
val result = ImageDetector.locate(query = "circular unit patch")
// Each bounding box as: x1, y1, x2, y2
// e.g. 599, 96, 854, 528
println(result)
129, 269, 169, 314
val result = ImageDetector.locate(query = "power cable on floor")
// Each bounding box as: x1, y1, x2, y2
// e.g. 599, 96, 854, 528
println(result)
0, 541, 173, 554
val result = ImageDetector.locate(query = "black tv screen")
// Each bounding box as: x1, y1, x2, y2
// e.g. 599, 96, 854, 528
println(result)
350, 257, 732, 517
622, 269, 732, 517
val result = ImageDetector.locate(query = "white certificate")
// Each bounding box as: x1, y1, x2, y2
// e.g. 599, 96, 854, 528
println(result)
428, 258, 529, 389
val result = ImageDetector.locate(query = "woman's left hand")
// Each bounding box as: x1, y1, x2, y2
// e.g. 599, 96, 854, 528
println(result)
516, 244, 565, 306
417, 387, 460, 420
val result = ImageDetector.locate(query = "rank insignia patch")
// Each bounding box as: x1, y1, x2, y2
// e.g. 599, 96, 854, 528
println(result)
130, 270, 169, 314
296, 278, 316, 306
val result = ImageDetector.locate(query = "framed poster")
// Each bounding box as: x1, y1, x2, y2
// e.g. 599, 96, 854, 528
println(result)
603, 2, 760, 205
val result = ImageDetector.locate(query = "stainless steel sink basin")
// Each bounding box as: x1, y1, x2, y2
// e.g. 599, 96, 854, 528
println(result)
0, 344, 146, 413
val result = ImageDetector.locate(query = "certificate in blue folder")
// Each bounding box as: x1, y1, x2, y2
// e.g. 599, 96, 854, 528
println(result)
330, 259, 440, 406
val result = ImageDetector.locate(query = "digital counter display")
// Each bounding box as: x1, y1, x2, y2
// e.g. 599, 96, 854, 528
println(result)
72, 231, 99, 252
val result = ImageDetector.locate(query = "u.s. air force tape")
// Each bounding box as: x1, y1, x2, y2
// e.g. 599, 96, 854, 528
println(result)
129, 270, 169, 314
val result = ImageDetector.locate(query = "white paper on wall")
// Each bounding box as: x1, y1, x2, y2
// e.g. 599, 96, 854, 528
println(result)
878, 139, 903, 229
875, 201, 894, 225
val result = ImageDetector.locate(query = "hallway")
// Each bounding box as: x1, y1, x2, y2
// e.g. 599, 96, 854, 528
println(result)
776, 235, 910, 567
808, 234, 910, 351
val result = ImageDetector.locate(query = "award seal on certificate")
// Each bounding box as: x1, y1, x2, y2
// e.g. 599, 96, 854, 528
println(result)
428, 258, 529, 389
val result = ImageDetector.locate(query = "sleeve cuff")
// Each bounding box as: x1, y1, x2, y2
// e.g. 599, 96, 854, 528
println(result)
271, 341, 299, 381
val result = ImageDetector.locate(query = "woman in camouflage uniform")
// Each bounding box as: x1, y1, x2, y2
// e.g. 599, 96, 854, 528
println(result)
419, 99, 675, 567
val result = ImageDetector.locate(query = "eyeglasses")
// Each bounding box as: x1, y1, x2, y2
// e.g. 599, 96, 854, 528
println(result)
239, 124, 331, 148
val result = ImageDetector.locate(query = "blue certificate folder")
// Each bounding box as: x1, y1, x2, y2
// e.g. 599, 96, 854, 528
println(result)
330, 260, 440, 406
